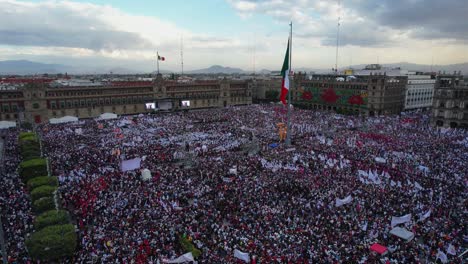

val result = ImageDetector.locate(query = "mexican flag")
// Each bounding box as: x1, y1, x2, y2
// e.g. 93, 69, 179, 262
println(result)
280, 39, 290, 105
158, 55, 165, 61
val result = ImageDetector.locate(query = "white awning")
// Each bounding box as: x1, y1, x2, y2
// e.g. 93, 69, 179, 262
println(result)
99, 112, 118, 120
49, 116, 79, 124
0, 121, 16, 129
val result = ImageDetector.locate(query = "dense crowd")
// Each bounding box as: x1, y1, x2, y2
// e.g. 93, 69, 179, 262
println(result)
1, 104, 467, 263
0, 130, 34, 263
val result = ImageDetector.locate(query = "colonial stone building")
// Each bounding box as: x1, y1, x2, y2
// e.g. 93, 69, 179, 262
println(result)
0, 75, 252, 124
431, 74, 468, 128
292, 73, 407, 116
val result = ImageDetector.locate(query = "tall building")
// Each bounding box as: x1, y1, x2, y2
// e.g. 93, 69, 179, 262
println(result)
292, 72, 407, 116
404, 73, 436, 110
0, 75, 252, 124
431, 73, 468, 128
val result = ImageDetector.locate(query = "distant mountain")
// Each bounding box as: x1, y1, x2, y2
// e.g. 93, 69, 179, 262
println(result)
187, 65, 245, 74
257, 69, 273, 74
108, 67, 139, 74
1, 60, 466, 75
0, 60, 75, 75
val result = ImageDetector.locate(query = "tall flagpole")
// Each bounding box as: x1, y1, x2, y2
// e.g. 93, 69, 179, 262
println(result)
157, 51, 160, 74
286, 21, 292, 146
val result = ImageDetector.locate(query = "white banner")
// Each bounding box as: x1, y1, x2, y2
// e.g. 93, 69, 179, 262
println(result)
234, 249, 250, 263
229, 168, 237, 175
391, 214, 412, 228
120, 157, 141, 172
335, 195, 353, 207
375, 157, 386, 163
162, 252, 194, 263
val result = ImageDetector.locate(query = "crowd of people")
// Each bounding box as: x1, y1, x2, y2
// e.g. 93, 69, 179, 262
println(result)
0, 130, 34, 263
1, 104, 467, 263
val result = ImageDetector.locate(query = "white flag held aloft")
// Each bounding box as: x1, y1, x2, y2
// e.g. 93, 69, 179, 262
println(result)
361, 221, 368, 231
391, 214, 412, 228
234, 249, 250, 263
436, 250, 448, 263
414, 181, 423, 190
447, 244, 457, 255
419, 210, 431, 222
162, 252, 195, 263
335, 195, 353, 207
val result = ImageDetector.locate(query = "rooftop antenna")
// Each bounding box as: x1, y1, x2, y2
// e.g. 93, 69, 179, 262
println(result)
253, 33, 256, 76
334, 0, 341, 75
180, 35, 184, 76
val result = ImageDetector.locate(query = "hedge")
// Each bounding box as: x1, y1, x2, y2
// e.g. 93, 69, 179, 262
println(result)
34, 210, 70, 230
33, 197, 55, 214
19, 158, 47, 182
21, 150, 41, 161
27, 176, 58, 190
26, 224, 77, 261
19, 132, 37, 140
179, 235, 201, 258
31, 185, 57, 202
19, 132, 38, 142
21, 142, 40, 152
20, 141, 41, 161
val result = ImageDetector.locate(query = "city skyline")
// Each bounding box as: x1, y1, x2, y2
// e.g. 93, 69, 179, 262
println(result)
0, 0, 467, 72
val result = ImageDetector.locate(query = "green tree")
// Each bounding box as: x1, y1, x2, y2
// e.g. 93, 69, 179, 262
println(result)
19, 158, 47, 182
32, 197, 55, 214
34, 210, 70, 230
27, 176, 58, 190
31, 185, 57, 202
26, 224, 77, 261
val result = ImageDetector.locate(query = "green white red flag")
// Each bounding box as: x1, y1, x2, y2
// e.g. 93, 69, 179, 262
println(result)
280, 39, 290, 105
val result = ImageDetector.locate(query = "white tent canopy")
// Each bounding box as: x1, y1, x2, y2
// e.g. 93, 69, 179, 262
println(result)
0, 121, 16, 129
390, 227, 415, 242
49, 116, 79, 124
99, 112, 118, 120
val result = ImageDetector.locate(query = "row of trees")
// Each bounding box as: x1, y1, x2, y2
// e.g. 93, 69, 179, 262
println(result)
17, 132, 76, 261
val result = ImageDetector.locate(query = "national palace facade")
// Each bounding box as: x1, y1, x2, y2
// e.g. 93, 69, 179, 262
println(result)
0, 75, 252, 124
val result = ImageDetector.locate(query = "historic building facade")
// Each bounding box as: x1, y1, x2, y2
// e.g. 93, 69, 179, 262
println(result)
292, 73, 407, 116
0, 75, 252, 124
431, 74, 468, 128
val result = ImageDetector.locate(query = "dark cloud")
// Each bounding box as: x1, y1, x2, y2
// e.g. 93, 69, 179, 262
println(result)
0, 1, 153, 51
349, 0, 468, 41
228, 0, 468, 47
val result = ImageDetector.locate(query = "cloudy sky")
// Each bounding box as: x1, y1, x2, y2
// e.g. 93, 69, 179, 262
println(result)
0, 0, 467, 72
